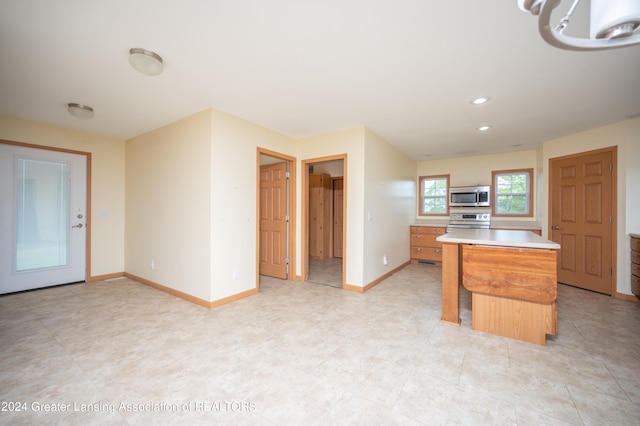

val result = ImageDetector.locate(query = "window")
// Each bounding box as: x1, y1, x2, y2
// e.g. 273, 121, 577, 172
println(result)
418, 174, 449, 216
492, 168, 533, 217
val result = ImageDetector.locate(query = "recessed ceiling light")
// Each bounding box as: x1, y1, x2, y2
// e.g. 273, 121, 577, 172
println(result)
67, 103, 94, 119
471, 97, 491, 105
477, 125, 492, 131
128, 48, 164, 76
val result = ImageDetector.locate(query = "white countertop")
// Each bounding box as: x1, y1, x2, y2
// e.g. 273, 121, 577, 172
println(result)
436, 228, 560, 250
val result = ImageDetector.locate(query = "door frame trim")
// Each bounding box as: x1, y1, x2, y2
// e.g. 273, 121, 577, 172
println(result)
548, 145, 617, 296
302, 154, 347, 288
256, 147, 297, 288
1, 139, 92, 282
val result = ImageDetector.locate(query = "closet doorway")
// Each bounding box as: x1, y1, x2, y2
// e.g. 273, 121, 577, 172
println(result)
303, 155, 346, 288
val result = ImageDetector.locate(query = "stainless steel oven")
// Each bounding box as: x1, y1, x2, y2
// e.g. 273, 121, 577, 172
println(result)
447, 207, 491, 231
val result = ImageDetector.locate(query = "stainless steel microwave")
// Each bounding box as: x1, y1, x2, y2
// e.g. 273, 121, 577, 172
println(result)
449, 185, 491, 207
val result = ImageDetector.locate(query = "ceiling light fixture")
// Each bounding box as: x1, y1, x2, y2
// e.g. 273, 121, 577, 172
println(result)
128, 48, 164, 76
67, 103, 94, 119
518, 0, 640, 51
477, 125, 492, 131
471, 97, 491, 105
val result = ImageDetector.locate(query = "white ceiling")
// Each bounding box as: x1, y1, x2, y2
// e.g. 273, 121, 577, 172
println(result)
1, 0, 639, 161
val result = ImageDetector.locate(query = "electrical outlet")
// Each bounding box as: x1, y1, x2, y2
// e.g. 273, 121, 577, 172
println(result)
233, 268, 240, 281
383, 255, 388, 266
150, 259, 155, 270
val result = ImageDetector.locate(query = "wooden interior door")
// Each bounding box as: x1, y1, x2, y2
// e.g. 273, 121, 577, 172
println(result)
332, 177, 343, 258
550, 148, 614, 295
259, 162, 288, 279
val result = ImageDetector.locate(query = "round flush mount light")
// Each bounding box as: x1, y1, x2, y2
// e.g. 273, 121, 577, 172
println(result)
471, 97, 491, 105
477, 125, 492, 131
67, 103, 94, 119
128, 48, 163, 76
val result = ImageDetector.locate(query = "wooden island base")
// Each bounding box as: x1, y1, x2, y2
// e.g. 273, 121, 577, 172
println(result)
472, 293, 557, 346
437, 229, 560, 346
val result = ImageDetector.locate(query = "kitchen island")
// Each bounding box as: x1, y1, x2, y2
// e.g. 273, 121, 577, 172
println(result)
436, 229, 561, 345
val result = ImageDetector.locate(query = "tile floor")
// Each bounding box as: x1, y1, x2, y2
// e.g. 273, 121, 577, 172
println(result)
1, 263, 640, 425
307, 257, 343, 288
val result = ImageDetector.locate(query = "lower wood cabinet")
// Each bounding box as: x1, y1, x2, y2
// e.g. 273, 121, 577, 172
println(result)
410, 226, 446, 263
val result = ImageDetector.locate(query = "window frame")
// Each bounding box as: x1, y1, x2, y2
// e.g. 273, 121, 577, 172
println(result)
491, 168, 534, 218
418, 174, 450, 217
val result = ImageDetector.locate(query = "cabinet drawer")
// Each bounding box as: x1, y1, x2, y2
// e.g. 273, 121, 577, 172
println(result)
632, 250, 640, 265
411, 226, 446, 235
632, 237, 640, 252
411, 246, 443, 262
632, 273, 640, 297
632, 262, 640, 278
410, 233, 442, 247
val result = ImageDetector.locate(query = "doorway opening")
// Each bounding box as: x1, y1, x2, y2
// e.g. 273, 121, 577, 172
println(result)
256, 148, 296, 288
302, 155, 346, 289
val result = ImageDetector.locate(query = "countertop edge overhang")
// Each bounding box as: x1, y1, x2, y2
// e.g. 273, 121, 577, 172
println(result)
436, 229, 560, 250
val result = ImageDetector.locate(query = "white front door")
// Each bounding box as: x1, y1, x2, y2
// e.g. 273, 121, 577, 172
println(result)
0, 144, 87, 294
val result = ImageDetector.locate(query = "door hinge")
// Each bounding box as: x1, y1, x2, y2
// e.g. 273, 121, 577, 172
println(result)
285, 257, 290, 265
286, 215, 290, 222
610, 215, 612, 224
285, 171, 290, 179
610, 268, 613, 277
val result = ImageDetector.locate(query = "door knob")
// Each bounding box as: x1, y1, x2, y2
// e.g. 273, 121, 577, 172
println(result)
551, 225, 562, 230
72, 223, 83, 228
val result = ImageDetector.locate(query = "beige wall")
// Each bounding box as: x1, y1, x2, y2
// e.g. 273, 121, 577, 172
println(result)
125, 108, 298, 303
417, 149, 541, 222
125, 110, 212, 300
0, 116, 126, 277
542, 117, 640, 295
4, 111, 637, 299
363, 128, 416, 284
209, 109, 297, 300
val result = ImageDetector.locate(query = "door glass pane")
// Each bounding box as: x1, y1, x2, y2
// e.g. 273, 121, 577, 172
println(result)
15, 158, 70, 271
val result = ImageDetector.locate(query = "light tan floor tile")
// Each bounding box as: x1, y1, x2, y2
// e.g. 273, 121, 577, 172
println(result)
1, 263, 639, 424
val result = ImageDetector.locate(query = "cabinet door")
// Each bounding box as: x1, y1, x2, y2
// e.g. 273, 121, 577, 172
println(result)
410, 233, 440, 247
411, 226, 445, 235
411, 246, 443, 262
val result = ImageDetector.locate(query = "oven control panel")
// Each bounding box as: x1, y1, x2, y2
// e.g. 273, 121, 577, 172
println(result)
450, 213, 491, 221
